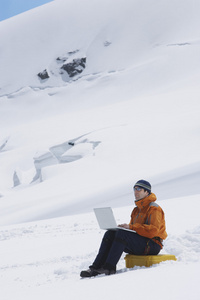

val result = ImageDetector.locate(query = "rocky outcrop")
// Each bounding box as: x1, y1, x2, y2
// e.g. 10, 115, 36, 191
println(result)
37, 50, 86, 82
61, 57, 86, 77
37, 69, 49, 80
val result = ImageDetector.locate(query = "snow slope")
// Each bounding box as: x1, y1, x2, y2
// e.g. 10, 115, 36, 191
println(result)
0, 0, 200, 299
0, 198, 200, 300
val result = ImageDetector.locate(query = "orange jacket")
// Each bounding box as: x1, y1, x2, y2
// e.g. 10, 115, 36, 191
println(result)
129, 193, 167, 247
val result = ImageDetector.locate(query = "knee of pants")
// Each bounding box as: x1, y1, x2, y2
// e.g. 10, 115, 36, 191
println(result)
103, 230, 116, 241
113, 230, 129, 245
115, 229, 129, 239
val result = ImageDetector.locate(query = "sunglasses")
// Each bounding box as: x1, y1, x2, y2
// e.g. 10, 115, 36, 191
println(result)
134, 186, 142, 191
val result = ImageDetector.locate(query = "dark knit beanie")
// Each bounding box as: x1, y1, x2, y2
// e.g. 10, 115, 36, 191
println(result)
134, 179, 151, 193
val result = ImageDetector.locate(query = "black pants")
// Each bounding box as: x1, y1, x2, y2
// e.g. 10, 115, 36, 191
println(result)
92, 230, 161, 270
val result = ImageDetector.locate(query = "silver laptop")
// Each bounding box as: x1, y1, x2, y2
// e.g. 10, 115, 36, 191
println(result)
93, 207, 135, 233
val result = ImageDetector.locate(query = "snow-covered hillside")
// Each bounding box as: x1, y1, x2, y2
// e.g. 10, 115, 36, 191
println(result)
0, 0, 200, 299
1, 199, 200, 300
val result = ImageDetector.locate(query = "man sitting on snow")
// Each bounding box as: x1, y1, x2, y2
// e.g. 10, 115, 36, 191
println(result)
80, 179, 167, 277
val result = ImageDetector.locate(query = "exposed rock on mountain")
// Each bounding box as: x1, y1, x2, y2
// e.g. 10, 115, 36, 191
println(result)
37, 51, 86, 82
61, 57, 86, 77
37, 69, 49, 80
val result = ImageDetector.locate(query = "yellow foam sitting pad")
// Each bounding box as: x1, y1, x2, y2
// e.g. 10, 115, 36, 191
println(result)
125, 254, 177, 268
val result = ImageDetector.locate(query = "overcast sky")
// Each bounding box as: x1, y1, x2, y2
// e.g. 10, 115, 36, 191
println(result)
0, 0, 53, 22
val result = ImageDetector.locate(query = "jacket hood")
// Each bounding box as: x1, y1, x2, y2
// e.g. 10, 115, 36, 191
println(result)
135, 193, 157, 209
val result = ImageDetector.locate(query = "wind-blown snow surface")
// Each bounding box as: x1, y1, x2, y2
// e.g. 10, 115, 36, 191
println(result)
1, 200, 200, 300
0, 0, 200, 299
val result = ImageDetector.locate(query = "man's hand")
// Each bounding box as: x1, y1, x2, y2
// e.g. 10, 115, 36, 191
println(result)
118, 223, 130, 229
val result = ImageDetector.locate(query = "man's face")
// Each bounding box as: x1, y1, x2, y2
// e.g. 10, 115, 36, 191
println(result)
134, 186, 149, 201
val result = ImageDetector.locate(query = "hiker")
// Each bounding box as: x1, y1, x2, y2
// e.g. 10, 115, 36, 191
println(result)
80, 179, 167, 277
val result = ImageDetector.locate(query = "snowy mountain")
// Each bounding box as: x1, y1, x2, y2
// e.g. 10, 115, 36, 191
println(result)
0, 0, 200, 299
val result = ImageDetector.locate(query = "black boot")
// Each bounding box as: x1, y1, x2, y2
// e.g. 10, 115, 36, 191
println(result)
80, 266, 101, 278
97, 263, 116, 275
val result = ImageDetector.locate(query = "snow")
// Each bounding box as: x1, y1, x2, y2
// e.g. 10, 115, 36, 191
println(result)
0, 0, 200, 299
1, 201, 200, 299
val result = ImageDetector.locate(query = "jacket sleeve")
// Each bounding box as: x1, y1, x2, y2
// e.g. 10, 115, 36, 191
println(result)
129, 207, 164, 239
